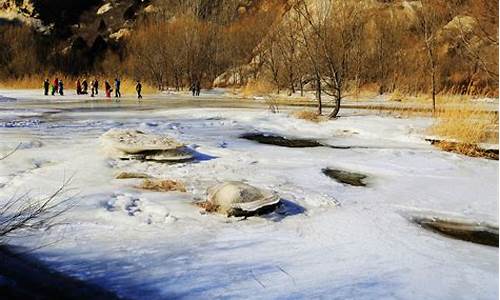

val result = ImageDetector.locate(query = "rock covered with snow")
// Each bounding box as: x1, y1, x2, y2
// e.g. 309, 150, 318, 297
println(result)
102, 129, 183, 154
101, 129, 193, 161
206, 181, 280, 217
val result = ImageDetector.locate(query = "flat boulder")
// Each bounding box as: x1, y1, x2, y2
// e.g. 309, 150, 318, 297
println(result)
101, 129, 193, 162
203, 181, 280, 217
102, 129, 184, 154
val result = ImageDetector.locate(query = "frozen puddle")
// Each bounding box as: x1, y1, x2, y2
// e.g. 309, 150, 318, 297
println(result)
322, 168, 368, 187
412, 215, 499, 247
240, 132, 324, 148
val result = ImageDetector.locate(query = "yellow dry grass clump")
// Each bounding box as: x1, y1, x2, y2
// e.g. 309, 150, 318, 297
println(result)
0, 75, 156, 95
292, 110, 323, 122
241, 80, 275, 97
430, 140, 498, 160
137, 179, 187, 192
0, 74, 76, 89
119, 78, 156, 95
430, 105, 498, 145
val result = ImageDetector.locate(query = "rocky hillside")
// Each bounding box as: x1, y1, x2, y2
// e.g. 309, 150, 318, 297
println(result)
0, 0, 280, 73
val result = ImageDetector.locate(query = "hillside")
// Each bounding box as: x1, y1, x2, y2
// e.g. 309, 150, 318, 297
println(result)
0, 0, 497, 98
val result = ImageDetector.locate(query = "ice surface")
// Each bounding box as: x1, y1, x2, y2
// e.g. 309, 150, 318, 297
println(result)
0, 92, 497, 299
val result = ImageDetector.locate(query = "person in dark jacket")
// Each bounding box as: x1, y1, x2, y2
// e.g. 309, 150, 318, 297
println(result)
190, 82, 196, 96
58, 80, 64, 96
43, 79, 49, 96
95, 79, 99, 95
114, 78, 121, 98
136, 81, 143, 100
195, 81, 201, 96
76, 79, 82, 95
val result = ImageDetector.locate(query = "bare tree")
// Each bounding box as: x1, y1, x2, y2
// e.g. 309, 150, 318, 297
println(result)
294, 0, 366, 118
415, 0, 450, 112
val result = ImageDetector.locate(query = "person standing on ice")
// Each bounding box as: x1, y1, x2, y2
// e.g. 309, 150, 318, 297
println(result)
43, 79, 49, 96
52, 78, 58, 96
76, 79, 82, 95
190, 81, 196, 96
91, 79, 97, 97
195, 81, 201, 96
82, 79, 88, 94
94, 79, 99, 95
136, 80, 142, 100
58, 79, 64, 96
114, 78, 121, 98
105, 80, 112, 98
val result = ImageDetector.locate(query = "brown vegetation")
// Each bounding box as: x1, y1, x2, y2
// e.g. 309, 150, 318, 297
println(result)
292, 110, 323, 122
0, 0, 497, 112
137, 179, 187, 193
255, 0, 498, 117
115, 172, 152, 179
430, 104, 498, 145
428, 140, 498, 160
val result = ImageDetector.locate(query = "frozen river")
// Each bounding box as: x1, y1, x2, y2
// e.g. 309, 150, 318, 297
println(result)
0, 91, 498, 299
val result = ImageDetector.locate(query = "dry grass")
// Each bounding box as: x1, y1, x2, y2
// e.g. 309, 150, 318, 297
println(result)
137, 179, 187, 192
115, 172, 152, 179
119, 78, 156, 95
196, 201, 220, 213
430, 105, 498, 145
0, 75, 156, 95
292, 110, 324, 122
0, 74, 78, 89
241, 80, 275, 97
349, 83, 381, 100
428, 140, 498, 160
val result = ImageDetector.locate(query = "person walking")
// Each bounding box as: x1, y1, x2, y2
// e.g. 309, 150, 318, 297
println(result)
76, 79, 82, 95
136, 80, 143, 100
114, 78, 121, 98
82, 79, 88, 94
58, 79, 64, 96
43, 79, 49, 96
94, 79, 99, 95
190, 82, 196, 96
105, 80, 112, 98
52, 78, 58, 96
195, 81, 201, 96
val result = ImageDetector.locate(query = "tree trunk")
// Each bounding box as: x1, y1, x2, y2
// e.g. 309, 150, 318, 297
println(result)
431, 66, 436, 113
329, 88, 341, 119
316, 74, 322, 115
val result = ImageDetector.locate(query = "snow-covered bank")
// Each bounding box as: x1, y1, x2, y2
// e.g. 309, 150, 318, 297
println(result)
0, 97, 498, 299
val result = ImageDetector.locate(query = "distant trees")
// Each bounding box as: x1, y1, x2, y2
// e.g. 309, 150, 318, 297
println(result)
125, 3, 278, 91
259, 1, 365, 117
0, 0, 497, 104
254, 0, 498, 117
0, 25, 42, 79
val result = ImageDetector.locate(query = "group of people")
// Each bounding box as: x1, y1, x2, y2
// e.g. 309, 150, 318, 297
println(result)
190, 81, 201, 96
43, 78, 143, 99
43, 78, 64, 96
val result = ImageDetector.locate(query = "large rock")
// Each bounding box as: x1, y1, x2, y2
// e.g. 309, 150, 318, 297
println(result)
101, 129, 193, 162
205, 181, 280, 217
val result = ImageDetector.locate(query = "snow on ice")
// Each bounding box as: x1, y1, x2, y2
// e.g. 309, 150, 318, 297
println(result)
0, 91, 497, 299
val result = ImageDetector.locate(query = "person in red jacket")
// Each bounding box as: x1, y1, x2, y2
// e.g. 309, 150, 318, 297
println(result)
52, 78, 58, 96
105, 80, 112, 98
